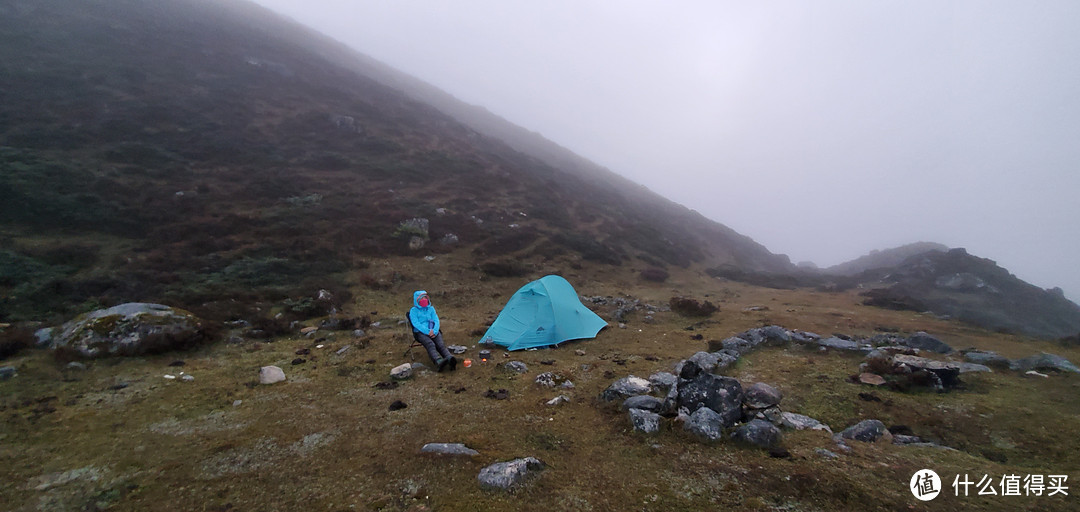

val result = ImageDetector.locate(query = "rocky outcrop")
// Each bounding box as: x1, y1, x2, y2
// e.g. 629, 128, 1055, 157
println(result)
48, 303, 207, 358
676, 362, 744, 428
1009, 352, 1080, 374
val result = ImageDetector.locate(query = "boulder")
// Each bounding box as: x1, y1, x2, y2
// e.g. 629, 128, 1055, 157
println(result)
840, 419, 888, 442
963, 350, 1010, 370
779, 412, 832, 433
683, 406, 725, 442
686, 351, 720, 373
743, 382, 783, 409
259, 366, 285, 385
732, 419, 782, 448
957, 363, 992, 373
49, 303, 206, 358
892, 355, 961, 388
648, 372, 678, 392
676, 367, 744, 427
477, 457, 545, 491
390, 363, 413, 380
713, 351, 739, 371
816, 337, 863, 352
1009, 352, 1080, 373
628, 408, 662, 434
421, 443, 479, 456
622, 395, 665, 413
601, 376, 652, 401
759, 325, 792, 344
903, 332, 954, 354
720, 336, 757, 355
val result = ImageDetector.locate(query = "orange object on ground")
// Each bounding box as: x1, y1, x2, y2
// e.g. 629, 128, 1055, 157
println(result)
463, 359, 473, 368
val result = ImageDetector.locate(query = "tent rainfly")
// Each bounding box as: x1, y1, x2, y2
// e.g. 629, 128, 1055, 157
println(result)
478, 275, 607, 350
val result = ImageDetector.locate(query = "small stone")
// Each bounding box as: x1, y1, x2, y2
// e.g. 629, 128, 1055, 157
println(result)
65, 361, 87, 371
300, 326, 318, 334
181, 375, 195, 382
259, 366, 286, 385
389, 400, 408, 411
335, 345, 351, 356
421, 443, 479, 456
504, 361, 529, 373
1025, 370, 1049, 378
629, 408, 662, 434
233, 400, 243, 407
390, 363, 413, 380
744, 382, 783, 409
560, 380, 575, 389
816, 448, 840, 459
858, 373, 886, 386
477, 457, 545, 491
352, 329, 366, 337
575, 350, 586, 356
540, 359, 555, 365
291, 358, 306, 365
163, 374, 176, 380
840, 419, 888, 442
779, 412, 832, 433
0, 366, 17, 380
535, 372, 562, 387
546, 395, 570, 406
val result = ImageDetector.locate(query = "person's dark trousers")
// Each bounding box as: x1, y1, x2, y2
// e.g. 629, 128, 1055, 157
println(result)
416, 331, 451, 365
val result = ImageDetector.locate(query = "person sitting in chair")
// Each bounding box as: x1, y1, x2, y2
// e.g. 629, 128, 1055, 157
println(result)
409, 290, 456, 371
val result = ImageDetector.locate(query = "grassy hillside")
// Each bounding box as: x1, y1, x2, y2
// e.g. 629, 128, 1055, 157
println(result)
0, 0, 788, 324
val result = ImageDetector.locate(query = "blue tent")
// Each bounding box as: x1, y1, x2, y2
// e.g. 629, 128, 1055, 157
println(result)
478, 275, 608, 351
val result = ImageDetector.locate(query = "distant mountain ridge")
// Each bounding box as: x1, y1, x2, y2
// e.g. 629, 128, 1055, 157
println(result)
859, 248, 1080, 339
825, 242, 949, 276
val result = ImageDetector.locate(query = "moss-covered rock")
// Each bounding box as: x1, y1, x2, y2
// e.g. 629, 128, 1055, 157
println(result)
49, 303, 207, 358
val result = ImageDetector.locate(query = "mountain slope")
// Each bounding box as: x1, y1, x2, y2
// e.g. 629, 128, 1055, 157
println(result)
0, 0, 789, 322
859, 248, 1080, 339
824, 242, 949, 276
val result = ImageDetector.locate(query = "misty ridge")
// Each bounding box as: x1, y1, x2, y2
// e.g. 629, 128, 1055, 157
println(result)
2, 1, 1080, 510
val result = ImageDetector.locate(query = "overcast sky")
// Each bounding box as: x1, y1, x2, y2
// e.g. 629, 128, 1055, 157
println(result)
253, 0, 1080, 301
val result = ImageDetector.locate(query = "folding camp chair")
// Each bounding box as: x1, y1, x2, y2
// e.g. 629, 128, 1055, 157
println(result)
403, 310, 444, 359
403, 311, 423, 359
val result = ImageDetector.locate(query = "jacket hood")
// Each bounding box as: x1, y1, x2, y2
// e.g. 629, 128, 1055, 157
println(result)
413, 290, 429, 308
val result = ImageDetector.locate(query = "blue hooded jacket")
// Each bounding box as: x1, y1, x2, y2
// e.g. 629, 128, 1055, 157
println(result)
409, 290, 440, 334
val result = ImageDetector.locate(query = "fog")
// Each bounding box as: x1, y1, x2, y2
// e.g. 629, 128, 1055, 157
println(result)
252, 0, 1080, 301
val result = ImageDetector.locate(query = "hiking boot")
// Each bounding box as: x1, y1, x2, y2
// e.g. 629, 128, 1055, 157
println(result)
448, 356, 458, 371
436, 357, 449, 372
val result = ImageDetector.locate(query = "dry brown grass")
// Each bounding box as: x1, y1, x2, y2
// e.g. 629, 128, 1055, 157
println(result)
2, 255, 1079, 511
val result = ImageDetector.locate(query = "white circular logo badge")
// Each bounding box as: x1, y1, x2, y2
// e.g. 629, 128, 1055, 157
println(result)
910, 469, 942, 501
